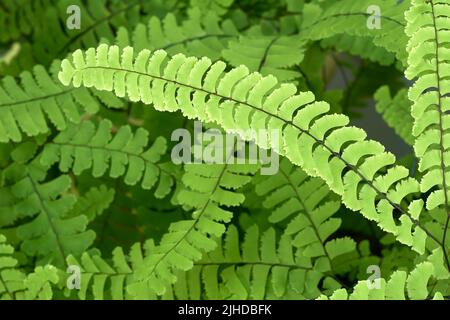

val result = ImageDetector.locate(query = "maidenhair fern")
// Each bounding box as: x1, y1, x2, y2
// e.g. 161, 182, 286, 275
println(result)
0, 0, 449, 302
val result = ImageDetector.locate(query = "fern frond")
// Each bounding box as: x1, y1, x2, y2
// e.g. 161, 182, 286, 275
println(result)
127, 161, 258, 296
30, 0, 155, 66
254, 158, 355, 274
0, 61, 122, 143
321, 34, 397, 67
0, 234, 59, 300
114, 8, 240, 61
40, 119, 175, 198
66, 185, 115, 222
319, 249, 450, 300
222, 33, 306, 81
0, 0, 56, 43
374, 86, 414, 145
0, 234, 26, 299
189, 0, 234, 16
58, 45, 443, 260
301, 0, 409, 66
1, 0, 169, 74
170, 224, 338, 300
405, 0, 450, 269
1, 162, 95, 267
65, 244, 153, 300
23, 265, 59, 300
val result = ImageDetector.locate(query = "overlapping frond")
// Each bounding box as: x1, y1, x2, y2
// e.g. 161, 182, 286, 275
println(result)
167, 225, 322, 299
65, 244, 148, 300
189, 0, 234, 16
58, 45, 441, 260
319, 249, 450, 300
253, 158, 355, 275
0, 61, 122, 143
405, 0, 450, 268
301, 0, 409, 66
374, 86, 414, 145
66, 185, 115, 222
1, 162, 95, 267
0, 234, 59, 300
25, 0, 153, 67
40, 119, 175, 198
127, 161, 258, 296
0, 0, 56, 43
114, 8, 240, 61
223, 33, 306, 81
321, 34, 396, 67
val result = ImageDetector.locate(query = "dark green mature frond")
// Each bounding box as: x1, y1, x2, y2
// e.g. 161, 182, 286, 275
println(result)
36, 0, 148, 62
1, 162, 95, 267
58, 45, 442, 260
1, 0, 176, 74
0, 61, 122, 143
66, 185, 115, 222
0, 235, 59, 300
0, 0, 57, 43
222, 32, 306, 82
189, 0, 234, 16
301, 0, 409, 66
405, 0, 450, 269
40, 119, 176, 198
321, 34, 396, 67
374, 86, 414, 145
114, 8, 240, 61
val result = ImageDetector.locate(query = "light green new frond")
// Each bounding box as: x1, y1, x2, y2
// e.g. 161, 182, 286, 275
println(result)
128, 162, 258, 296
58, 45, 438, 258
114, 9, 240, 61
301, 0, 409, 66
0, 234, 59, 300
1, 162, 95, 268
0, 61, 122, 143
222, 34, 306, 81
320, 255, 449, 300
40, 119, 175, 198
374, 86, 414, 145
405, 0, 450, 267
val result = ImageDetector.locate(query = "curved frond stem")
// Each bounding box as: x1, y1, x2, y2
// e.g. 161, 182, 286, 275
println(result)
79, 64, 441, 248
